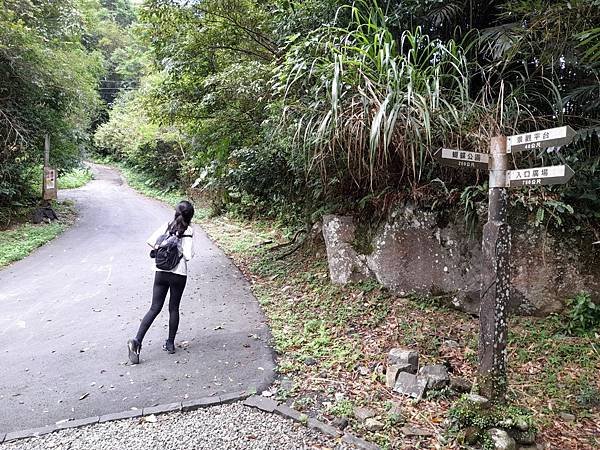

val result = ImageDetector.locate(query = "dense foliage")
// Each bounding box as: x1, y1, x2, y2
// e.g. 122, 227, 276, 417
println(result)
93, 0, 600, 234
0, 0, 139, 225
2, 0, 591, 231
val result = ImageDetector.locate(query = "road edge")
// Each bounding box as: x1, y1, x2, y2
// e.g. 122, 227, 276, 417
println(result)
1, 392, 380, 450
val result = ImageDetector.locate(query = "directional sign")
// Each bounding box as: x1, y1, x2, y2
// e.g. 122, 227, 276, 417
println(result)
507, 126, 576, 152
435, 148, 489, 170
507, 164, 574, 187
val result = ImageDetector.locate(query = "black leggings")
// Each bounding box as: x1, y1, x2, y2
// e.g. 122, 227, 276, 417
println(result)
135, 271, 187, 344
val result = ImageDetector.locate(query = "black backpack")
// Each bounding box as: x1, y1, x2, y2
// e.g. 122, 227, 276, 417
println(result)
152, 226, 192, 271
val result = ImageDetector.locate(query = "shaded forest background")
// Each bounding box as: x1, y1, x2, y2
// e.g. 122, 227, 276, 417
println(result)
1, 0, 599, 235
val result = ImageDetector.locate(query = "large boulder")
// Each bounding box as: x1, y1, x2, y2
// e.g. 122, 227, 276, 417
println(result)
366, 206, 483, 314
322, 215, 372, 284
321, 209, 600, 316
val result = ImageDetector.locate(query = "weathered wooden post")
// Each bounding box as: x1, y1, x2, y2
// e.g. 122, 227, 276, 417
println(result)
477, 136, 510, 403
42, 134, 57, 203
34, 134, 58, 223
44, 133, 50, 166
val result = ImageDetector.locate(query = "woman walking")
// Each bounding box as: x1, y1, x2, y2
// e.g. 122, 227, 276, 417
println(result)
127, 200, 195, 364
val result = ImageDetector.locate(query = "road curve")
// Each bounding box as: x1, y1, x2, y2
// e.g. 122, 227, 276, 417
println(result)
0, 164, 275, 433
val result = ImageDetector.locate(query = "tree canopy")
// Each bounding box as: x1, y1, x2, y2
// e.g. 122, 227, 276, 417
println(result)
2, 0, 599, 232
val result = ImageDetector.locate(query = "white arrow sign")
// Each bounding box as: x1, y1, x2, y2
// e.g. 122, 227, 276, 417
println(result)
507, 126, 576, 152
435, 148, 489, 169
507, 164, 575, 187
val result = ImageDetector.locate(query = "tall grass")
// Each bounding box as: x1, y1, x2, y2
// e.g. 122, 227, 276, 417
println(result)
280, 0, 495, 194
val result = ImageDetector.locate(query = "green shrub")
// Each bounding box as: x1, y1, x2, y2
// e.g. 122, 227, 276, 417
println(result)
447, 395, 536, 447
328, 399, 353, 418
565, 292, 600, 335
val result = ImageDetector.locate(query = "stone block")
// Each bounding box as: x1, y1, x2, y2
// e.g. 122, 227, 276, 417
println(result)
342, 432, 381, 450
509, 429, 536, 445
274, 404, 304, 422
464, 393, 490, 410
364, 418, 384, 432
98, 409, 142, 423
219, 390, 250, 404
243, 395, 278, 413
388, 348, 418, 374
450, 377, 472, 393
353, 406, 376, 422
4, 425, 56, 442
181, 396, 221, 412
307, 418, 342, 438
392, 372, 427, 399
56, 416, 99, 430
488, 428, 517, 450
385, 363, 413, 388
143, 402, 182, 416
419, 364, 450, 390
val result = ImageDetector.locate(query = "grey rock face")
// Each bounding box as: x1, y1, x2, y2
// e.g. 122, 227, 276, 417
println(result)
387, 348, 418, 374
321, 212, 599, 316
418, 364, 450, 390
487, 428, 517, 450
392, 372, 427, 399
322, 215, 372, 284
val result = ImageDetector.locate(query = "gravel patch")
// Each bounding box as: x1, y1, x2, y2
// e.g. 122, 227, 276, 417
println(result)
0, 403, 355, 450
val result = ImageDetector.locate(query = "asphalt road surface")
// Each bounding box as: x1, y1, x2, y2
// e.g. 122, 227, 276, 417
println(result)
0, 164, 275, 434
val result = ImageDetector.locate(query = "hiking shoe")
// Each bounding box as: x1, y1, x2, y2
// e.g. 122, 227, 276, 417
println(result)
127, 338, 141, 364
163, 340, 175, 354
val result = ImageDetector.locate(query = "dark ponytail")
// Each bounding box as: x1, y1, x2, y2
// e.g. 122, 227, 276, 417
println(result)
169, 201, 195, 237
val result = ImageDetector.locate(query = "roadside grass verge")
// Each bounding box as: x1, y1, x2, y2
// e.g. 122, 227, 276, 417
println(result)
199, 214, 600, 450
58, 167, 93, 189
0, 201, 77, 268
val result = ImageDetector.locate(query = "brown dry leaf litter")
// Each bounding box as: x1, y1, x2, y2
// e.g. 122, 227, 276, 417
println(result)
201, 216, 599, 450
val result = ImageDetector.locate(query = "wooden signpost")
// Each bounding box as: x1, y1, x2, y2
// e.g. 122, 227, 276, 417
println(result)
34, 134, 58, 224
42, 134, 58, 202
436, 125, 577, 402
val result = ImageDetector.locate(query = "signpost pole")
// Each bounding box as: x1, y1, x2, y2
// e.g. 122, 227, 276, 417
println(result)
36, 133, 58, 222
478, 135, 511, 403
44, 134, 50, 166
42, 134, 49, 204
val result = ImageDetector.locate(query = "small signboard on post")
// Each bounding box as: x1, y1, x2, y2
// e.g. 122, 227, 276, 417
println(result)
507, 165, 574, 187
507, 126, 576, 152
43, 167, 57, 200
435, 148, 489, 170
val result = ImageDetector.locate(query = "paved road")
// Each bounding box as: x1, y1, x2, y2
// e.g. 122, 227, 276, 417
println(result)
0, 164, 275, 434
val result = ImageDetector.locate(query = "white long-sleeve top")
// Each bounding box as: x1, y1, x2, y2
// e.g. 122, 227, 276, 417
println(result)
147, 221, 194, 276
